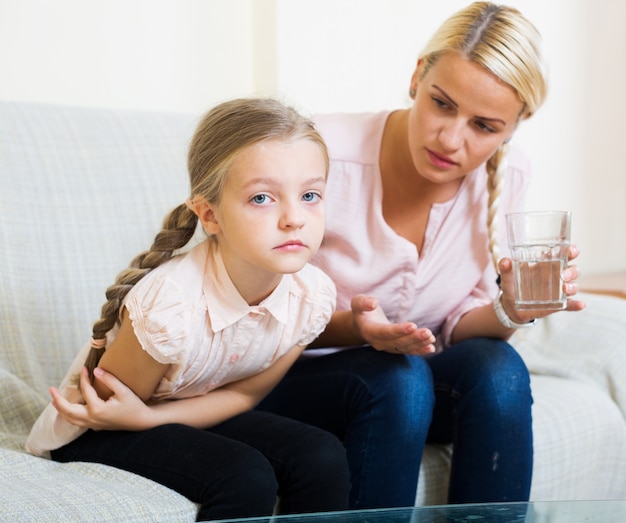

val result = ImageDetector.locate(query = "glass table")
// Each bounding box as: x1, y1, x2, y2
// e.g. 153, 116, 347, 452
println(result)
214, 500, 626, 523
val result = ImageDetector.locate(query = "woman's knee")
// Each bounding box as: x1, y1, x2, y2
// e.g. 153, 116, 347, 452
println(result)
367, 352, 436, 420
448, 338, 532, 406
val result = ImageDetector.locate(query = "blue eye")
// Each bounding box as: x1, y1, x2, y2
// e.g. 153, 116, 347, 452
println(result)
251, 194, 270, 205
302, 192, 321, 203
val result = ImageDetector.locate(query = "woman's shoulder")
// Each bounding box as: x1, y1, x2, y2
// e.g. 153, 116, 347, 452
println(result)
312, 111, 390, 164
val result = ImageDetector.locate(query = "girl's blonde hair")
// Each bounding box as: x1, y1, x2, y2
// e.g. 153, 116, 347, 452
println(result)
82, 98, 328, 383
419, 1, 547, 272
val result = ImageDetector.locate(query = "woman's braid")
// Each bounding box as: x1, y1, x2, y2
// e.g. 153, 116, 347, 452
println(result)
486, 142, 509, 274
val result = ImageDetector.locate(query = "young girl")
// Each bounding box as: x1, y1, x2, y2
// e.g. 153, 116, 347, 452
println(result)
25, 97, 350, 521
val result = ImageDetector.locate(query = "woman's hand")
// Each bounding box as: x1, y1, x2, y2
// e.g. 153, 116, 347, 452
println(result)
350, 294, 436, 355
497, 244, 586, 324
50, 366, 156, 431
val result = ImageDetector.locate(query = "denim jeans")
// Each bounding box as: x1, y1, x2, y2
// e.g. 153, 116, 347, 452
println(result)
257, 337, 533, 509
51, 410, 350, 521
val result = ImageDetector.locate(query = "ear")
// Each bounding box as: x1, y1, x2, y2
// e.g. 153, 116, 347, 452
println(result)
409, 58, 424, 98
189, 195, 221, 235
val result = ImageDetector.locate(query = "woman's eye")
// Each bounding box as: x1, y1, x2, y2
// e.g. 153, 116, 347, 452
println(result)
251, 194, 271, 205
302, 191, 321, 203
474, 120, 496, 133
433, 97, 449, 110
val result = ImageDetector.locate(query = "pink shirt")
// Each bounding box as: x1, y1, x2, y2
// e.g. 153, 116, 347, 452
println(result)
310, 111, 531, 350
26, 238, 336, 455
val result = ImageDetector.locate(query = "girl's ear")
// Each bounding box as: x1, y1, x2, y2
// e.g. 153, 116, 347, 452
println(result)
189, 196, 221, 235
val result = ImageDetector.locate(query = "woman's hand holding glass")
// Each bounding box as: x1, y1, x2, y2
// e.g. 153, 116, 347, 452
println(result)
497, 244, 586, 325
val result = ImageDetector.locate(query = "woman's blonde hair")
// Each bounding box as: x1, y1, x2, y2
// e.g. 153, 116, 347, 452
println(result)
81, 98, 328, 383
420, 1, 547, 272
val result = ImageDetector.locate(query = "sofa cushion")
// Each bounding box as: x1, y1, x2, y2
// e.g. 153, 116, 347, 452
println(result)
0, 448, 197, 522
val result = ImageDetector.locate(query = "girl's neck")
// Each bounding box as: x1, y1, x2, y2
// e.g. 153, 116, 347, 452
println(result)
219, 251, 283, 306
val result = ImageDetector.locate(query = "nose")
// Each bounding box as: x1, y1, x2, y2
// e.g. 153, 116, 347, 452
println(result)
279, 200, 305, 229
438, 119, 465, 151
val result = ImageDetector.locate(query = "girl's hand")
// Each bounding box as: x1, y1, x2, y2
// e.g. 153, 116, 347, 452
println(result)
50, 366, 155, 431
497, 244, 586, 324
350, 294, 436, 355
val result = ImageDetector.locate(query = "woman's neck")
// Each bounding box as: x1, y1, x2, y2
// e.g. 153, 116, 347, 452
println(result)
379, 109, 462, 252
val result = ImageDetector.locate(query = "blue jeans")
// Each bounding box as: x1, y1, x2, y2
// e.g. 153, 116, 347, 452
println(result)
51, 410, 350, 521
256, 337, 533, 509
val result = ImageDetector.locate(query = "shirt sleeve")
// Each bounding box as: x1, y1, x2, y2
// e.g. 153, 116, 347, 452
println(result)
25, 341, 93, 455
124, 271, 193, 365
295, 266, 337, 348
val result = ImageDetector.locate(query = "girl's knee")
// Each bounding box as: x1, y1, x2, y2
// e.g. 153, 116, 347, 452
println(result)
229, 446, 278, 493
298, 428, 348, 471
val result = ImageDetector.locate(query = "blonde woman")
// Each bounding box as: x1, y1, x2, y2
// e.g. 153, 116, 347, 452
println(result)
48, 2, 585, 510
26, 98, 350, 520
260, 1, 584, 508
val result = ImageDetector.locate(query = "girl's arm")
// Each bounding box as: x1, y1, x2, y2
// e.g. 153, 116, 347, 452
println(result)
94, 308, 169, 402
50, 341, 306, 431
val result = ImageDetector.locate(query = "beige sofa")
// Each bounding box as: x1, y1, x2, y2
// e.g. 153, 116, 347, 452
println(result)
2, 100, 626, 521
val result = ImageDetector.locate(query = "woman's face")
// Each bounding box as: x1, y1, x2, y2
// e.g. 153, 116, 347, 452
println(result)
407, 52, 524, 184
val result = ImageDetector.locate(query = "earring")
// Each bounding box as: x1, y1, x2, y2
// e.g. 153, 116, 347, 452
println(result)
503, 137, 511, 144
409, 89, 416, 98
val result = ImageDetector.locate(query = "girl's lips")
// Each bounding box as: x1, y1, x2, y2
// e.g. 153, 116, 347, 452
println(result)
274, 240, 306, 251
427, 148, 457, 169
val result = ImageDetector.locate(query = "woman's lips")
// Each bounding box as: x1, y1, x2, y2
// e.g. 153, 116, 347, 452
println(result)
427, 149, 457, 169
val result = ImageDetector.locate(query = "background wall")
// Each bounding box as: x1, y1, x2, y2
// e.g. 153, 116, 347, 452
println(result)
1, 0, 624, 276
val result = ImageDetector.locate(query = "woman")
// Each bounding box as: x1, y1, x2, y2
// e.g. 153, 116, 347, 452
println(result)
257, 0, 584, 508
48, 2, 585, 510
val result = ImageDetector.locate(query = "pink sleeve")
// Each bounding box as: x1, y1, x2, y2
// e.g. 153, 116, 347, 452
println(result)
297, 270, 337, 348
125, 274, 192, 364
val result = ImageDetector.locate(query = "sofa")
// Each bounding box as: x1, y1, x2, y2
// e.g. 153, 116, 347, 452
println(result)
1, 100, 626, 522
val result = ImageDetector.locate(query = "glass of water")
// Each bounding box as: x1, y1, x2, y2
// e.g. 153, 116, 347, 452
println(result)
506, 210, 572, 310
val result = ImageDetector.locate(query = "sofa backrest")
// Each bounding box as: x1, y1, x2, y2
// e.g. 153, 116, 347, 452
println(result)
0, 101, 199, 406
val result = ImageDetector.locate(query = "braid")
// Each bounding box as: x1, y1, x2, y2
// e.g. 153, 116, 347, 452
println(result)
80, 203, 198, 386
486, 142, 509, 274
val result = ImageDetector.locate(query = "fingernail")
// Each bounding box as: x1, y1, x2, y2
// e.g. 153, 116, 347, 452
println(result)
94, 368, 103, 377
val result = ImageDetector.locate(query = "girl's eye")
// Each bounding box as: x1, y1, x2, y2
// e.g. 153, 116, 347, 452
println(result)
302, 191, 321, 203
251, 194, 271, 205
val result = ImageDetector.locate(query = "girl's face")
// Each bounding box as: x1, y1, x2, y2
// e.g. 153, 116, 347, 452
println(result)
210, 138, 327, 281
407, 51, 524, 183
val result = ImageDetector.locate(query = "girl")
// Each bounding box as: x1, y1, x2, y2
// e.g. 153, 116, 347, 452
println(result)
26, 97, 350, 521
